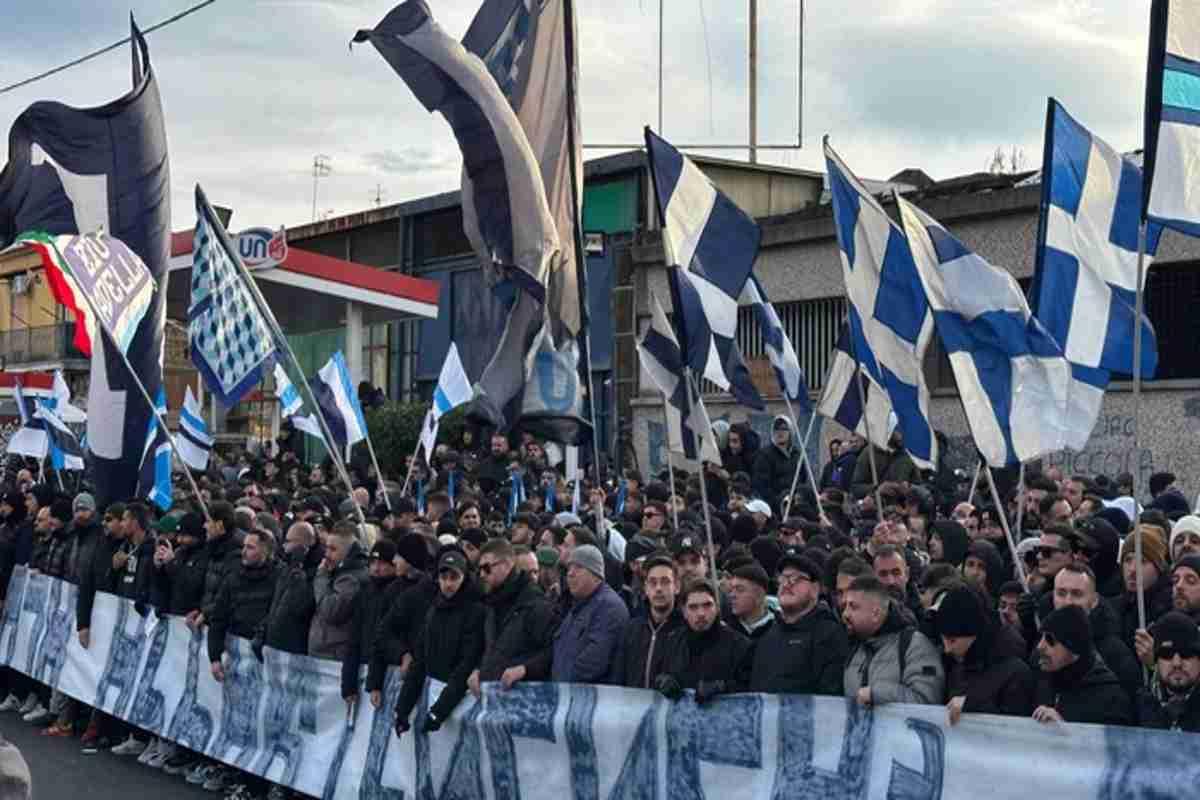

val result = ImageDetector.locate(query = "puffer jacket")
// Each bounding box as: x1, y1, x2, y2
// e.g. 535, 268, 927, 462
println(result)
478, 569, 559, 682
207, 559, 279, 664
1088, 600, 1142, 700
369, 570, 438, 691
658, 621, 753, 691
67, 518, 104, 586
308, 544, 369, 659
844, 603, 945, 705
750, 601, 848, 696
341, 574, 396, 699
394, 582, 487, 724
201, 531, 245, 621
76, 531, 120, 631
258, 548, 320, 655
751, 418, 802, 507
32, 524, 72, 579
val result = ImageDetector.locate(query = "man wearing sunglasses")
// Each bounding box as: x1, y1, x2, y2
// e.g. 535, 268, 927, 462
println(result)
1136, 611, 1200, 731
1031, 605, 1132, 726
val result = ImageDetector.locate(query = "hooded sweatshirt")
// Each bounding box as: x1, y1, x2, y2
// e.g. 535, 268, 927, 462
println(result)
752, 416, 802, 508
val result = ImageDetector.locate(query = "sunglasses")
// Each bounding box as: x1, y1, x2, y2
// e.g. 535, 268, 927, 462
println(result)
478, 562, 496, 576
1037, 546, 1066, 559
1042, 632, 1060, 648
1157, 646, 1200, 661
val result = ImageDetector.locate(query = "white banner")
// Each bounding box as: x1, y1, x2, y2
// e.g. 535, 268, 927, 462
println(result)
0, 567, 1189, 799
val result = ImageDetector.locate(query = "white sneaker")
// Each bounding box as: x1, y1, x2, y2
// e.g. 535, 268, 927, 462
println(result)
186, 763, 215, 785
137, 738, 161, 765
0, 694, 20, 712
148, 741, 177, 769
110, 735, 148, 757
21, 704, 48, 723
17, 694, 38, 715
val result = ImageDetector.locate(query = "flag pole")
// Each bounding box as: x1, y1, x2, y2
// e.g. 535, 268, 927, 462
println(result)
781, 396, 826, 524
984, 464, 1027, 589
400, 437, 423, 497
361, 432, 392, 511
1132, 220, 1148, 631
1013, 461, 1027, 541
851, 362, 883, 524
685, 367, 718, 582
660, 390, 680, 530
966, 459, 982, 507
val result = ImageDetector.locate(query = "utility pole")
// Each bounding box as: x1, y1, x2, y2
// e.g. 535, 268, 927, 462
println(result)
370, 183, 387, 208
749, 0, 758, 163
311, 154, 331, 222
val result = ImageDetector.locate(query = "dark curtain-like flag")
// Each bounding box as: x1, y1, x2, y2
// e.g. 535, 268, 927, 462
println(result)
0, 19, 170, 506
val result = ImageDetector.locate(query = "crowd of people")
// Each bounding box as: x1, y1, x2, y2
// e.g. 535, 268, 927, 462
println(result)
1, 415, 1200, 800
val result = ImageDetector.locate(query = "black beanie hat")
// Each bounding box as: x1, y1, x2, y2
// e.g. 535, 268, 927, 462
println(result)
394, 533, 430, 572
49, 499, 73, 525
730, 562, 770, 592
1150, 611, 1200, 657
1041, 605, 1092, 656
935, 586, 987, 638
730, 514, 758, 544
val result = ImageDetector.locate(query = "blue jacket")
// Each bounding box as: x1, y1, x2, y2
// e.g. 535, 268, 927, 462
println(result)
551, 582, 629, 683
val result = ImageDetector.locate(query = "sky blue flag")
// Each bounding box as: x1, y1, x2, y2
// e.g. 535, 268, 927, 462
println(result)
190, 185, 277, 407
0, 20, 170, 506
899, 194, 1100, 466
1145, 0, 1200, 237
1033, 99, 1162, 381
37, 401, 84, 472
311, 351, 368, 455
740, 275, 810, 412
823, 138, 937, 468
815, 321, 894, 448
138, 388, 171, 512
644, 128, 764, 411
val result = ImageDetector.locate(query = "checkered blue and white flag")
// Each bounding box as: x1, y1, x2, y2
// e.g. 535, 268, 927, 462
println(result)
189, 185, 277, 408
900, 194, 1100, 465
824, 138, 938, 468
1033, 99, 1162, 381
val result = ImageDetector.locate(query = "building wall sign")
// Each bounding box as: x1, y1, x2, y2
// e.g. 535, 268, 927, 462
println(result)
236, 227, 287, 270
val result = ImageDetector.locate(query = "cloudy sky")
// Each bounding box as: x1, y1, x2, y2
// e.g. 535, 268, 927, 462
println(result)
0, 0, 1155, 231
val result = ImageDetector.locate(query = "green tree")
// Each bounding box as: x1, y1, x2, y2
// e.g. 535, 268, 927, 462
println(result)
363, 402, 466, 477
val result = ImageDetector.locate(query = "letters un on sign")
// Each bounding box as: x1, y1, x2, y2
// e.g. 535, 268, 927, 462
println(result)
3, 567, 1198, 800
235, 227, 287, 270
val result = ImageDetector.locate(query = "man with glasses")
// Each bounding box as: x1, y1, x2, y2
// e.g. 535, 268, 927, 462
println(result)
751, 550, 848, 695
1136, 611, 1200, 731
1031, 605, 1132, 725
640, 502, 668, 536
1017, 524, 1075, 647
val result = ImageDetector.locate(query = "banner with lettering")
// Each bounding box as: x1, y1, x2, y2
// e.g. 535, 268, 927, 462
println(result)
1, 567, 1193, 800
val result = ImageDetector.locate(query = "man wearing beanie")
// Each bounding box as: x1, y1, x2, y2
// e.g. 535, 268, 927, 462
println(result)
551, 545, 628, 683
655, 579, 753, 704
1031, 605, 1132, 725
935, 585, 1033, 725
370, 534, 438, 698
1170, 515, 1200, 562
341, 539, 399, 705
1117, 526, 1174, 652
1136, 611, 1200, 731
750, 551, 848, 696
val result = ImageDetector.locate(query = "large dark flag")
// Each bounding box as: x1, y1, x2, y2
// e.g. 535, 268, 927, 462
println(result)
0, 20, 170, 505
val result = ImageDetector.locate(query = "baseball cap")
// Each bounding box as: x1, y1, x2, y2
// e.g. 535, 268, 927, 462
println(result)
745, 499, 772, 517
438, 550, 468, 575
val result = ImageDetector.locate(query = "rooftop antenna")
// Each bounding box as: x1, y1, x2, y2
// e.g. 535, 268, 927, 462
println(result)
311, 154, 331, 222
370, 183, 387, 208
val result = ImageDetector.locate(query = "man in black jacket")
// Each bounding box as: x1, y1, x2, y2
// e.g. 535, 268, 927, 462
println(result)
750, 551, 848, 696
256, 521, 322, 658
1031, 605, 1132, 726
1136, 611, 1200, 731
614, 554, 683, 688
655, 579, 752, 704
342, 539, 397, 707
468, 539, 558, 694
107, 503, 158, 758
394, 550, 485, 736
207, 530, 278, 681
752, 416, 802, 510
1050, 564, 1141, 698
66, 493, 103, 588
197, 502, 243, 631
369, 534, 436, 696
153, 512, 209, 617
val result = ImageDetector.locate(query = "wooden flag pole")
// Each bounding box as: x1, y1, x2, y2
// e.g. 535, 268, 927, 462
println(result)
1131, 220, 1148, 631
361, 431, 392, 511
781, 396, 827, 524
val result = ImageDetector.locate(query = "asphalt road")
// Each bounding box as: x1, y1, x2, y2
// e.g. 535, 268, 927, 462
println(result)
0, 712, 214, 800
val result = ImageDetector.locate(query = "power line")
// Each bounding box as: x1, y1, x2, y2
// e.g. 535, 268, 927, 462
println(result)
0, 0, 218, 97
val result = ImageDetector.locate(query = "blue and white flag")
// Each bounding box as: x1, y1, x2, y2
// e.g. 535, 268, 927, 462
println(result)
176, 386, 213, 472
274, 363, 303, 418
6, 380, 47, 460
36, 401, 84, 472
824, 139, 937, 468
433, 343, 472, 419
637, 294, 721, 464
51, 371, 85, 425
740, 275, 810, 411
0, 21, 171, 506
899, 195, 1100, 465
138, 388, 172, 512
190, 185, 277, 407
418, 409, 439, 467
645, 128, 764, 410
1033, 100, 1162, 381
816, 321, 894, 446
312, 351, 368, 455
1145, 0, 1200, 236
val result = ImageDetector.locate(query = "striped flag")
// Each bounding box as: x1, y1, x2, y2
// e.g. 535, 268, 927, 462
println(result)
1145, 0, 1200, 236
816, 322, 894, 447
311, 351, 368, 456
274, 363, 323, 441
36, 401, 84, 472
138, 388, 172, 512
176, 386, 213, 471
52, 371, 85, 425
740, 275, 810, 411
7, 379, 47, 459
433, 343, 472, 419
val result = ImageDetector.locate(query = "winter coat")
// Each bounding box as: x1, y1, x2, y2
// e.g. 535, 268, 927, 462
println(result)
942, 621, 1034, 719
750, 602, 849, 696
0, 506, 29, 599
258, 550, 319, 655
369, 570, 438, 691
719, 424, 759, 479
155, 542, 210, 616
752, 432, 802, 507
658, 621, 753, 691
929, 520, 971, 568
1136, 679, 1200, 732
207, 560, 279, 664
201, 531, 245, 621
308, 544, 369, 659
341, 574, 396, 699
551, 582, 629, 683
66, 519, 103, 586
76, 532, 120, 631
395, 583, 487, 724
32, 525, 71, 579
850, 446, 919, 500
1116, 573, 1174, 653
1087, 600, 1143, 701
115, 538, 157, 611
613, 608, 685, 689
1032, 650, 1132, 726
477, 569, 559, 682
844, 603, 945, 705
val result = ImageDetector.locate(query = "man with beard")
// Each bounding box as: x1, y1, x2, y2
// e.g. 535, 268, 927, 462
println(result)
843, 576, 944, 707
1136, 611, 1200, 731
655, 579, 752, 703
614, 555, 683, 688
1170, 516, 1200, 562
342, 540, 398, 709
1117, 526, 1173, 651
750, 551, 848, 695
1031, 605, 1132, 726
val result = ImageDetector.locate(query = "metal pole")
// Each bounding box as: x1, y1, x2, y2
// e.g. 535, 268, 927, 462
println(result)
852, 363, 883, 523
797, 0, 804, 148
1013, 462, 1027, 540
781, 394, 822, 522
748, 0, 758, 164
399, 434, 424, 497
362, 433, 392, 511
661, 391, 680, 531
984, 464, 1027, 589
686, 368, 718, 581
1132, 220, 1148, 631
